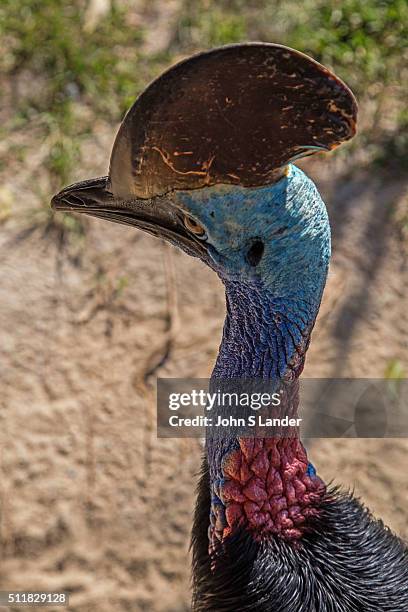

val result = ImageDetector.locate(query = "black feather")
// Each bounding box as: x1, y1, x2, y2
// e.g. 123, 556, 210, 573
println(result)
191, 457, 408, 612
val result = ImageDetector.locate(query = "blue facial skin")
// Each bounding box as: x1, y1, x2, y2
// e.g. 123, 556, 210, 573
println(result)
174, 164, 331, 379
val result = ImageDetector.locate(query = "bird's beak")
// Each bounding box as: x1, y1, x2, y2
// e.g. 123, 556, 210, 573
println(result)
51, 176, 209, 260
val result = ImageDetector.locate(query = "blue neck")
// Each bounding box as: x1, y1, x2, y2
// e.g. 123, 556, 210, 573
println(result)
207, 278, 323, 479
205, 279, 327, 549
212, 279, 322, 381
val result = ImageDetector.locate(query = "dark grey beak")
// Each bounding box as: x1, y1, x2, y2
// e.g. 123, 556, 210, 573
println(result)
51, 176, 209, 260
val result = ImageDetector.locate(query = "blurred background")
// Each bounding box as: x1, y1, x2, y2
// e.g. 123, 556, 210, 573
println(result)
0, 1, 407, 610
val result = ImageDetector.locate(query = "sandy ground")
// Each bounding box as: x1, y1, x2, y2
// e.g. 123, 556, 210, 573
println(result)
0, 131, 407, 612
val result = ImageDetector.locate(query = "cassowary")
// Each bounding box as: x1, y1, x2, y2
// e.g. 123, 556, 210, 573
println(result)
51, 44, 408, 611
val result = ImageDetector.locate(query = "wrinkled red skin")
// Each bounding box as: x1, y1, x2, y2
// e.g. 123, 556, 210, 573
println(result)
209, 437, 326, 552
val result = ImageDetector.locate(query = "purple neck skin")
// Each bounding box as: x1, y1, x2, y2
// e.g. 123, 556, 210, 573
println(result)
206, 281, 326, 552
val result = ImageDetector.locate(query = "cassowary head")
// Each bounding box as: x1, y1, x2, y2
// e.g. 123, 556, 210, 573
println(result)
51, 43, 355, 308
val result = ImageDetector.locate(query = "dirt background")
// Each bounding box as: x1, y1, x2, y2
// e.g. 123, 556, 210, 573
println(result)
0, 5, 407, 610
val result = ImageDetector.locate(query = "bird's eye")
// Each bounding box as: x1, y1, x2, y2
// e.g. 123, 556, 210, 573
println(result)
183, 215, 206, 238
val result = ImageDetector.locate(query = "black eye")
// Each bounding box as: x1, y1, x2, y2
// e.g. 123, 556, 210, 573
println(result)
183, 215, 206, 238
246, 239, 264, 267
